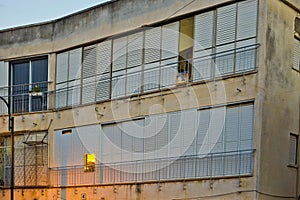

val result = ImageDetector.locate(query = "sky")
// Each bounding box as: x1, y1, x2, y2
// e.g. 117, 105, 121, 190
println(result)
0, 0, 110, 30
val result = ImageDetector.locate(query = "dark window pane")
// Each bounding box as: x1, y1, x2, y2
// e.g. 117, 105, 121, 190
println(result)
13, 62, 29, 113
31, 59, 48, 84
31, 58, 48, 112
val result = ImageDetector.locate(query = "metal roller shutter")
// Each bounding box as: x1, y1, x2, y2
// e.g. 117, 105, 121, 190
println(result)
96, 41, 112, 101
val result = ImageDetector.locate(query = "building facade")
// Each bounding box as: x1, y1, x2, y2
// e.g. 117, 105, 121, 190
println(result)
0, 0, 299, 199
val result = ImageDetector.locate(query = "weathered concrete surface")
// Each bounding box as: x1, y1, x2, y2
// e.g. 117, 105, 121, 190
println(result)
257, 0, 300, 199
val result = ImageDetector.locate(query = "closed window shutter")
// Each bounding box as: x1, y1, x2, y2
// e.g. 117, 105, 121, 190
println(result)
225, 106, 239, 152
144, 116, 157, 160
82, 45, 97, 104
161, 22, 179, 60
215, 4, 236, 76
216, 4, 236, 45
83, 45, 97, 79
194, 11, 214, 51
126, 33, 143, 95
196, 109, 210, 155
289, 134, 298, 165
294, 39, 300, 70
235, 0, 257, 72
127, 66, 142, 95
96, 40, 112, 101
111, 70, 126, 98
131, 119, 145, 160
127, 32, 143, 68
144, 27, 161, 92
112, 37, 127, 71
56, 52, 68, 108
0, 62, 8, 114
121, 122, 134, 162
193, 50, 212, 80
240, 104, 254, 150
97, 40, 112, 74
112, 37, 127, 98
143, 62, 160, 91
182, 109, 197, 156
144, 27, 161, 63
237, 0, 257, 40
161, 58, 178, 88
102, 124, 122, 163
169, 111, 182, 157
193, 11, 214, 81
68, 48, 82, 106
156, 114, 169, 158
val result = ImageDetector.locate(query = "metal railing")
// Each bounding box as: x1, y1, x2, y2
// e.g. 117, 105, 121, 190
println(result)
50, 150, 254, 187
0, 81, 51, 114
55, 44, 258, 108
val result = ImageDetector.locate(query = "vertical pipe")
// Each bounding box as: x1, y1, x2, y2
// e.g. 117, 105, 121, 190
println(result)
10, 117, 14, 200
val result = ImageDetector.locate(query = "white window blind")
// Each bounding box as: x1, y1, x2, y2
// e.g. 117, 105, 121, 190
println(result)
216, 4, 236, 45
193, 11, 214, 81
56, 52, 68, 108
112, 37, 127, 72
82, 45, 97, 104
194, 11, 214, 51
215, 4, 236, 76
236, 0, 258, 72
143, 62, 160, 91
54, 125, 100, 167
96, 40, 112, 101
237, 0, 257, 40
68, 48, 82, 106
126, 66, 142, 95
127, 32, 143, 68
112, 37, 127, 98
144, 27, 161, 64
161, 22, 179, 60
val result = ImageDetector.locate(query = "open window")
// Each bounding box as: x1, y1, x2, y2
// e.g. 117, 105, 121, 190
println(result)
177, 17, 194, 85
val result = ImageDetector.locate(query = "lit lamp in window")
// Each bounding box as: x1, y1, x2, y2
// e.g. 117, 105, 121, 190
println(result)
84, 153, 96, 172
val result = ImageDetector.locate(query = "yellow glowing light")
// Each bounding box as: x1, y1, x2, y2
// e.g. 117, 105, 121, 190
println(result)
84, 154, 96, 172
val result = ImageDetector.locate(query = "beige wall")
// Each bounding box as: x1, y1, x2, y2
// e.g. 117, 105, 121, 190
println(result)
257, 0, 300, 199
0, 0, 299, 199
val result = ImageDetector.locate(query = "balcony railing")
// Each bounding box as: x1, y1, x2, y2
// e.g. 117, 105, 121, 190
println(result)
55, 44, 258, 108
0, 44, 259, 113
50, 150, 254, 187
0, 81, 51, 114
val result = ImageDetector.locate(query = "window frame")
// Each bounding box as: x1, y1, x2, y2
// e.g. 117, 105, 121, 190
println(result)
293, 36, 300, 71
10, 56, 48, 113
289, 133, 298, 167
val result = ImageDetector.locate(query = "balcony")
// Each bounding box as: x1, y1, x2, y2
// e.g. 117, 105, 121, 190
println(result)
55, 44, 259, 108
50, 150, 254, 187
0, 45, 258, 113
0, 81, 51, 114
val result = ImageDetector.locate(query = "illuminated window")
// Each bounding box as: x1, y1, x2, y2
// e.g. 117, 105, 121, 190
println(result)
84, 154, 96, 172
178, 17, 194, 84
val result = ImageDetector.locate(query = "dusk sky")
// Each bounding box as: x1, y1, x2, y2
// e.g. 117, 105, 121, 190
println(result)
0, 0, 110, 30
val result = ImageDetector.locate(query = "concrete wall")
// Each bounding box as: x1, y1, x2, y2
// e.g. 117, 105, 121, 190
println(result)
0, 0, 236, 59
1, 0, 299, 199
257, 0, 300, 199
0, 178, 257, 200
